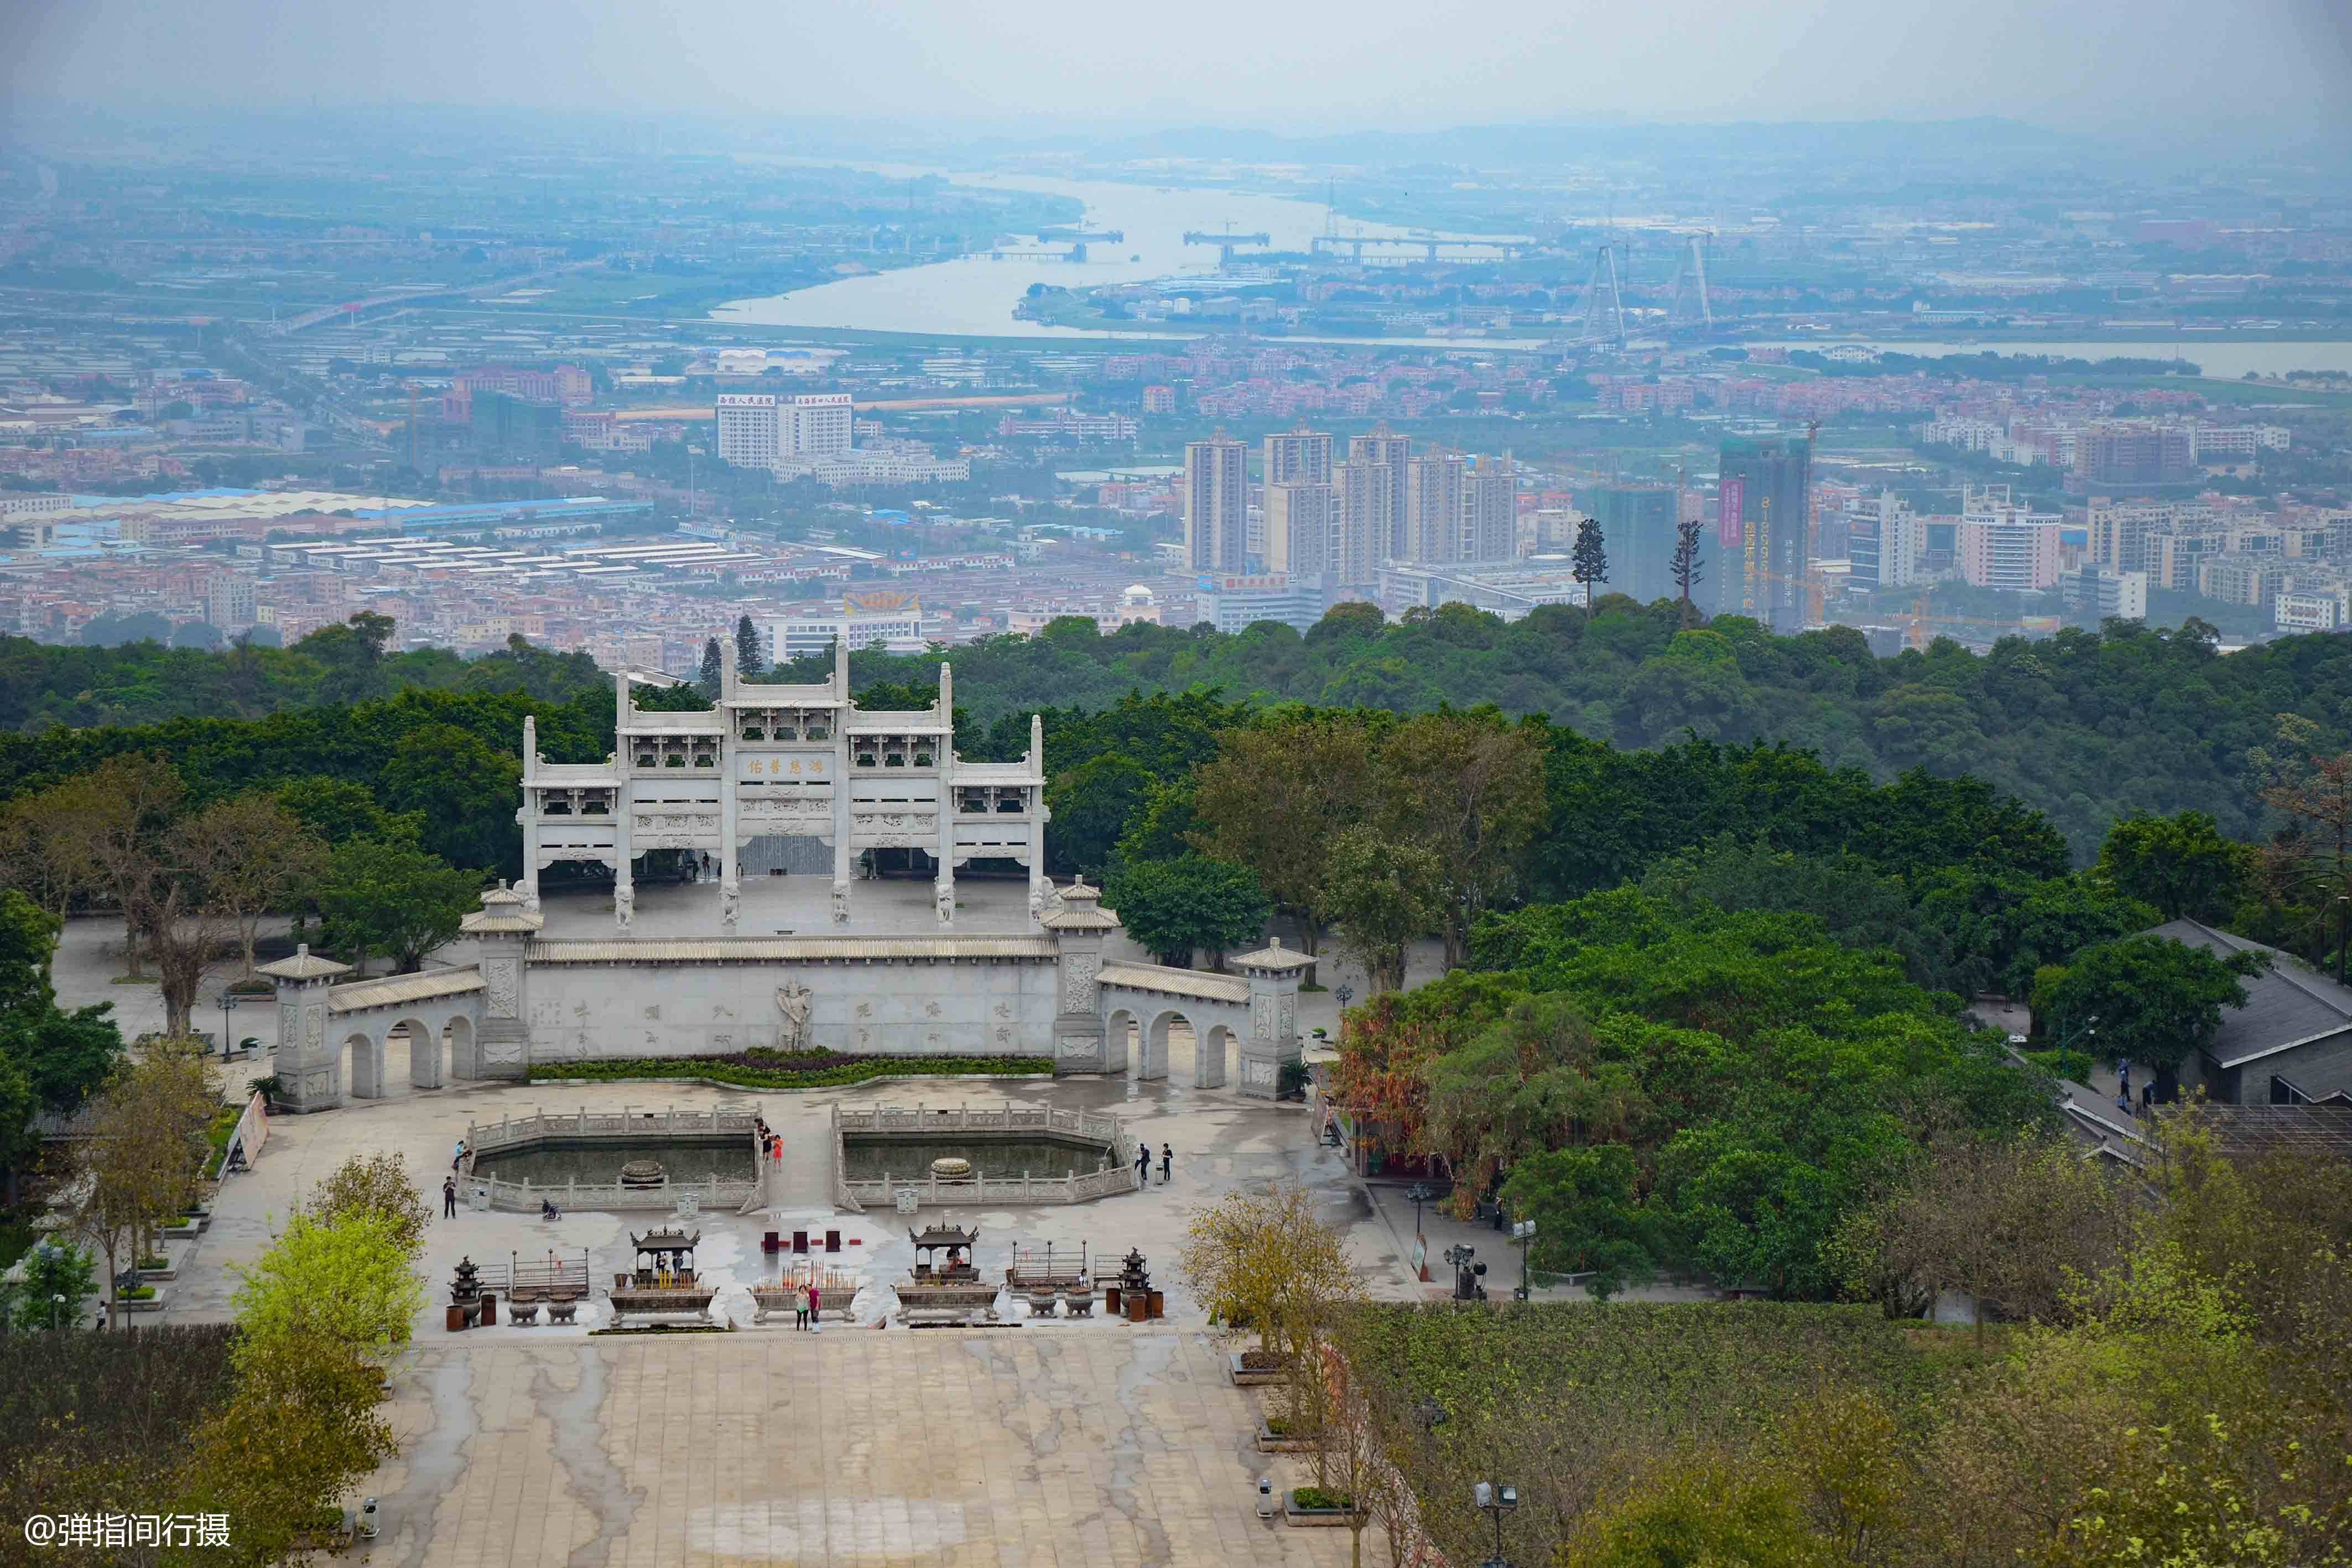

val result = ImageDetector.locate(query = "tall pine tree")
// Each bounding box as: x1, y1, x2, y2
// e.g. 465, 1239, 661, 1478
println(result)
1671, 516, 1705, 606
1571, 517, 1609, 600
698, 637, 722, 696
735, 614, 764, 678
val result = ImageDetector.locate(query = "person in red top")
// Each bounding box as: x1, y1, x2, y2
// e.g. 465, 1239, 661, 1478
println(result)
805, 1281, 821, 1331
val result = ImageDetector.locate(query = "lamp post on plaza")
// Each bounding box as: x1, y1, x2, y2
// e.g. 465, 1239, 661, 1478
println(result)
216, 991, 238, 1061
1408, 1181, 1434, 1282
1511, 1218, 1537, 1302
1474, 1481, 1519, 1568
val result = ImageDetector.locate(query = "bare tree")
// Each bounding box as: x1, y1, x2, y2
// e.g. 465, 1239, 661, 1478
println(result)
38, 756, 184, 980
171, 793, 329, 979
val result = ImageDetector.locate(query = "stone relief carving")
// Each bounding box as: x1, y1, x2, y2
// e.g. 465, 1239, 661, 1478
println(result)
1277, 994, 1296, 1041
935, 882, 955, 925
776, 981, 814, 1050
485, 960, 518, 1019
1251, 994, 1273, 1041
613, 884, 633, 934
304, 1008, 324, 1053
831, 883, 851, 924
1061, 954, 1100, 1014
279, 1002, 298, 1051
721, 882, 741, 931
642, 1004, 660, 1020
1245, 1059, 1277, 1085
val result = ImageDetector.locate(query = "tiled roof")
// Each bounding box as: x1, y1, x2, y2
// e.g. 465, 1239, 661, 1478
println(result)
329, 968, 487, 1014
527, 936, 1057, 963
255, 944, 352, 981
2150, 919, 2352, 1069
1096, 962, 1250, 1007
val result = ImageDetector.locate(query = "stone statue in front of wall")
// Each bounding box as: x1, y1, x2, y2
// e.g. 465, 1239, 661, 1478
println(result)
776, 980, 813, 1050
936, 882, 954, 926
721, 879, 740, 933
613, 883, 634, 935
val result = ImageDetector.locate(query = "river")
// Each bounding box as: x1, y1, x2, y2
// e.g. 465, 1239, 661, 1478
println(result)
710, 164, 1524, 341
711, 168, 2352, 377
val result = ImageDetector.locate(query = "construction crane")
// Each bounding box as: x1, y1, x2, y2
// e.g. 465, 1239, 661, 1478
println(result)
1180, 227, 1271, 266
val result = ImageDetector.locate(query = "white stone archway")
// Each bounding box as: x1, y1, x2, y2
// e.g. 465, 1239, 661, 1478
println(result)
345, 1031, 383, 1100
447, 1014, 478, 1080
1139, 1010, 1186, 1082
1198, 1023, 1237, 1090
1104, 1009, 1138, 1077
394, 1014, 443, 1091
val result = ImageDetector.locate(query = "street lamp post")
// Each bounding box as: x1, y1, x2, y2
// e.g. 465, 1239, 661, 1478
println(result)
217, 991, 238, 1060
1511, 1218, 1537, 1302
1474, 1481, 1518, 1568
1407, 1181, 1434, 1282
1444, 1243, 1485, 1301
1333, 981, 1352, 1043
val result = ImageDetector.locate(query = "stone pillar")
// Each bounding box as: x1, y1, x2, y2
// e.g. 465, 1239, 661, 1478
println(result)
256, 945, 354, 1113
1040, 877, 1116, 1075
1232, 938, 1314, 1101
462, 883, 543, 1081
1026, 712, 1050, 926
516, 715, 542, 913
933, 662, 957, 926
718, 638, 740, 934
830, 637, 853, 925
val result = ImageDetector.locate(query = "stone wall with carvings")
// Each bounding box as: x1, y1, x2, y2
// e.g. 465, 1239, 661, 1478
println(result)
521, 955, 1061, 1063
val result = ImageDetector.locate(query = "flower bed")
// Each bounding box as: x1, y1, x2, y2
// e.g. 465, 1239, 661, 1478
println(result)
1286, 1487, 1354, 1526
532, 1050, 1051, 1090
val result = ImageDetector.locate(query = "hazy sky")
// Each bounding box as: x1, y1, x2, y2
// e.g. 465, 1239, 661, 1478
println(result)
7, 0, 2349, 150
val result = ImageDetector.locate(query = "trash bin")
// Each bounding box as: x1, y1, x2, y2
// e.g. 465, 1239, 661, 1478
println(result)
480, 1294, 498, 1327
446, 1304, 469, 1333
1105, 1286, 1122, 1315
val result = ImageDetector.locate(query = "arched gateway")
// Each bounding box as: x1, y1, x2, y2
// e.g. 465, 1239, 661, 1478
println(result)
258, 661, 1304, 1112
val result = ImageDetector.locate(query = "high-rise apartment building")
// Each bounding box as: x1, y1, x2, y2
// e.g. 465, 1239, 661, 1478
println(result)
1347, 425, 1412, 558
1335, 460, 1394, 587
1184, 432, 1249, 574
1463, 456, 1517, 563
1263, 481, 1334, 576
1862, 492, 1919, 588
1263, 426, 1334, 488
1403, 450, 1466, 565
1581, 486, 1679, 602
1715, 434, 1813, 631
206, 572, 256, 630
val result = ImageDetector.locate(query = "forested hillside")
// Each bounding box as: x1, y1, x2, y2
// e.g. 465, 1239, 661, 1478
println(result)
13, 598, 2352, 864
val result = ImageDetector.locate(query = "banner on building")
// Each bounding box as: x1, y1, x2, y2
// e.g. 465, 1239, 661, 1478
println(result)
1718, 476, 1746, 548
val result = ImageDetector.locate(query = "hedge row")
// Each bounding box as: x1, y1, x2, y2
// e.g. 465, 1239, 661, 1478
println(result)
527, 1054, 1053, 1090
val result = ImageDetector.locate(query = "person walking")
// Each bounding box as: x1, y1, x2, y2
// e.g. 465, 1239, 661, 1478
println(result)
2118, 1060, 2132, 1102
443, 1176, 457, 1218
1134, 1142, 1150, 1185
806, 1280, 822, 1333
1159, 1143, 1173, 1185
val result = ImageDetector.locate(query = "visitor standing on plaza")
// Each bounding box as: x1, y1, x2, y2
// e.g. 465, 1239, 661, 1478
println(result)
806, 1280, 821, 1332
443, 1176, 457, 1218
1135, 1142, 1150, 1184
793, 1288, 809, 1330
1159, 1144, 1172, 1184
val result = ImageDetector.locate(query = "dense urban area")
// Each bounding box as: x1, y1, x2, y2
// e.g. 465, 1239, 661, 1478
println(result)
3, 68, 2351, 1568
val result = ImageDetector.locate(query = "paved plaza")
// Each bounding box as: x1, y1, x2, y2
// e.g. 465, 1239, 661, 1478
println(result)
42, 883, 1469, 1567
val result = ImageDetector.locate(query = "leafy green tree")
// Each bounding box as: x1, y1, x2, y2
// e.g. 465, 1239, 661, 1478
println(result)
381, 722, 522, 875
2040, 935, 2264, 1098
1318, 827, 1448, 993
301, 1152, 433, 1257
1190, 715, 1378, 955
316, 838, 481, 973
228, 1209, 428, 1363
274, 774, 423, 847
295, 610, 396, 705
10, 1239, 97, 1331
2095, 810, 2251, 923
1498, 1143, 1656, 1301
1104, 854, 1269, 968
1573, 1462, 1836, 1568
1377, 710, 1546, 969
1044, 752, 1152, 878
